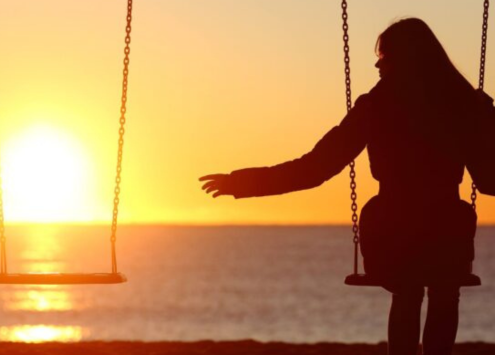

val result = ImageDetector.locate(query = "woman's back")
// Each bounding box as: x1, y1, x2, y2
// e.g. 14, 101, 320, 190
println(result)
365, 76, 476, 204
369, 18, 481, 204
358, 69, 481, 284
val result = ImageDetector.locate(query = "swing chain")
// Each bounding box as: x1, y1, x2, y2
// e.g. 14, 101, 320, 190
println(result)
479, 0, 490, 91
341, 0, 360, 274
472, 0, 490, 210
342, 1, 352, 113
111, 0, 133, 273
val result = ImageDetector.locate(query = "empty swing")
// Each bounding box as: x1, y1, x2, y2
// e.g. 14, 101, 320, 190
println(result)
341, 0, 486, 287
0, 0, 134, 285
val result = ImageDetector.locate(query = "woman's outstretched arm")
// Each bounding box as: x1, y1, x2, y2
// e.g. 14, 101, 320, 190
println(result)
200, 94, 372, 199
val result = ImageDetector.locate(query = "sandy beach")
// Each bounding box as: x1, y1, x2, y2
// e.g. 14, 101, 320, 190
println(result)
0, 341, 493, 355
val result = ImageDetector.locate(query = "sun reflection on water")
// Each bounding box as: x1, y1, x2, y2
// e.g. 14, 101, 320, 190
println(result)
0, 225, 105, 343
0, 325, 87, 342
19, 225, 66, 273
7, 288, 74, 311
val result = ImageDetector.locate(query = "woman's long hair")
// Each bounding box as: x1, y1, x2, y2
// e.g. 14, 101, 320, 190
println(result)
376, 18, 478, 158
376, 18, 475, 106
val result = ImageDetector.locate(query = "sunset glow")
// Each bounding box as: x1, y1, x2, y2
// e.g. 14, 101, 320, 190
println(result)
7, 289, 73, 312
0, 0, 493, 224
0, 325, 86, 342
1, 126, 94, 222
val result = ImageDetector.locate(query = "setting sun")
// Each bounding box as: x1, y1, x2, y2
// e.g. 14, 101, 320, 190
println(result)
0, 126, 94, 222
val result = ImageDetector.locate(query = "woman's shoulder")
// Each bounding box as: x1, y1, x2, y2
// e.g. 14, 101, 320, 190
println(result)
368, 77, 395, 98
352, 79, 390, 110
354, 79, 391, 103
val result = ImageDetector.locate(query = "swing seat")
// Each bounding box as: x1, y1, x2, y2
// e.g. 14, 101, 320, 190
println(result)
345, 273, 481, 287
0, 272, 127, 285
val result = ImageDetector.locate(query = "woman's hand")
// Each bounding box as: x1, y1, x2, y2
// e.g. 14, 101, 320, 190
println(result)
199, 174, 232, 198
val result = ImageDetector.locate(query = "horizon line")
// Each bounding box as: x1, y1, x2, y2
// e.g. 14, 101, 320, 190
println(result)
3, 222, 495, 228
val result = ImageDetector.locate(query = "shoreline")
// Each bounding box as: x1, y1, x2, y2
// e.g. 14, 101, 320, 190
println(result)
0, 341, 493, 355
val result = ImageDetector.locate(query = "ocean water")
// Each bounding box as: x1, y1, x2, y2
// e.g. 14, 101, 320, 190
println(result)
0, 225, 493, 343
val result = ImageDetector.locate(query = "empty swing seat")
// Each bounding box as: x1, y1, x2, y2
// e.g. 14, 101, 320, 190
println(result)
0, 272, 127, 285
0, 0, 135, 287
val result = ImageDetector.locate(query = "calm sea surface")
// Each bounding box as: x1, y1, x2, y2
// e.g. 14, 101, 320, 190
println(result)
0, 225, 493, 343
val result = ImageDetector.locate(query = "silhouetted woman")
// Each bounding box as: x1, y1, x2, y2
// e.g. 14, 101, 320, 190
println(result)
200, 18, 493, 355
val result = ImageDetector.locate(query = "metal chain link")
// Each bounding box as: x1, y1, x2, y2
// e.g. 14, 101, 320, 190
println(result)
111, 0, 134, 273
473, 0, 490, 210
341, 0, 360, 274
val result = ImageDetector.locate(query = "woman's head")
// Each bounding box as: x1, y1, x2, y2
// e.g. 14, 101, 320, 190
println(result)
375, 18, 454, 80
375, 17, 476, 109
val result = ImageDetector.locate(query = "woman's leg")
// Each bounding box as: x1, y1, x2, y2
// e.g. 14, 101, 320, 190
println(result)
386, 284, 424, 355
423, 286, 460, 355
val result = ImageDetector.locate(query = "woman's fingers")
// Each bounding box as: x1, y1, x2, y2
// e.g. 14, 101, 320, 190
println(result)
212, 190, 224, 198
199, 174, 226, 182
206, 186, 218, 194
201, 180, 216, 190
199, 173, 231, 197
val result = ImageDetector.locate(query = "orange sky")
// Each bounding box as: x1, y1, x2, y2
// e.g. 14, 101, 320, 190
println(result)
0, 0, 494, 224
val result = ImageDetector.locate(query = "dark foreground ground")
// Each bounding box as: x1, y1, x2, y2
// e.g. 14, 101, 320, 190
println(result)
0, 341, 494, 355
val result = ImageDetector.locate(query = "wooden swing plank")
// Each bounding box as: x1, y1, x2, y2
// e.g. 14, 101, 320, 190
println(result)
345, 273, 481, 287
0, 272, 127, 285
